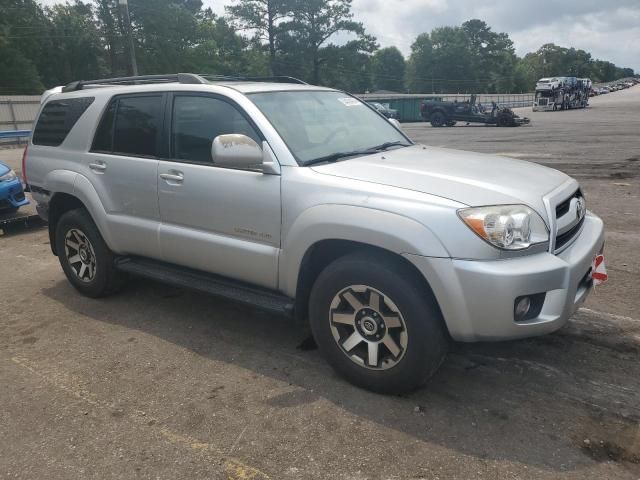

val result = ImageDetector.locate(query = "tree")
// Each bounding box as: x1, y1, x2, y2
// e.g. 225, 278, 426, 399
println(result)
0, 0, 50, 93
225, 0, 291, 74
319, 39, 375, 92
407, 33, 433, 92
281, 0, 374, 84
186, 9, 269, 76
462, 19, 516, 93
46, 2, 106, 85
371, 47, 405, 92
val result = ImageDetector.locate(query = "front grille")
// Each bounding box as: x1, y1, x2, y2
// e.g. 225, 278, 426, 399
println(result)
553, 188, 585, 253
538, 98, 548, 106
556, 189, 581, 218
555, 216, 585, 250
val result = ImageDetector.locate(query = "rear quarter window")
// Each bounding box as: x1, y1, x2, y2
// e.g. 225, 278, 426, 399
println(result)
32, 97, 95, 146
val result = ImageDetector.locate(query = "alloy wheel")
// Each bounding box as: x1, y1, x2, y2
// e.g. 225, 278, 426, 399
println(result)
329, 285, 408, 370
64, 228, 97, 283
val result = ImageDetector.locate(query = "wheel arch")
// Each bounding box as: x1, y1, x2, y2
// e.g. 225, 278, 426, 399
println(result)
293, 240, 444, 326
280, 205, 449, 322
47, 173, 115, 256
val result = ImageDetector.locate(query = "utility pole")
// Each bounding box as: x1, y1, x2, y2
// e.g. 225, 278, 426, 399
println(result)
119, 0, 138, 76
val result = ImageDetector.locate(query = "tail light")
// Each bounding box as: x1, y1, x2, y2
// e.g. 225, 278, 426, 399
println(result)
21, 145, 28, 186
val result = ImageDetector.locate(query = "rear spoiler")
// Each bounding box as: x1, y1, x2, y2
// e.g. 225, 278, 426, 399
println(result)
40, 86, 63, 104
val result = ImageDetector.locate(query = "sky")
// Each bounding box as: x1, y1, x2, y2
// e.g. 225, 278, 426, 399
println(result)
37, 0, 640, 71
202, 0, 640, 72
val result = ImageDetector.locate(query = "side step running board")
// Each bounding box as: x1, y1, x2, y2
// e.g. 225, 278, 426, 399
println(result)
115, 257, 294, 317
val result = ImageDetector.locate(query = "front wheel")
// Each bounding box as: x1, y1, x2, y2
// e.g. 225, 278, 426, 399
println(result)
430, 111, 446, 127
55, 208, 125, 298
497, 115, 511, 127
309, 252, 448, 394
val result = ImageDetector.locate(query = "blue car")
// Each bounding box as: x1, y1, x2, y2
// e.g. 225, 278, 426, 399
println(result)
0, 160, 29, 213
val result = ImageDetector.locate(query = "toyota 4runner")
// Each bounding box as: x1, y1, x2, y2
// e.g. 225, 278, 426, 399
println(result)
25, 74, 605, 393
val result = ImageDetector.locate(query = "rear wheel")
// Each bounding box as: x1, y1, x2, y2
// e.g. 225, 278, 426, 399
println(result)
309, 252, 448, 394
430, 111, 446, 128
497, 115, 511, 127
55, 208, 125, 298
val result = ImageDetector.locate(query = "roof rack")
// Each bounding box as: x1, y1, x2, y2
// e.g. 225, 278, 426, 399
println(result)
61, 73, 308, 92
62, 73, 207, 92
198, 74, 308, 85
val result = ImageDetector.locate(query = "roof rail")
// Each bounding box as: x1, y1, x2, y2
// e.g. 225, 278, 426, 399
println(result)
61, 73, 207, 92
198, 74, 308, 85
60, 73, 309, 93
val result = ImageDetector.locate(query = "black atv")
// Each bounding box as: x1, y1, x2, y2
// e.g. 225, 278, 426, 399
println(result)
420, 95, 530, 127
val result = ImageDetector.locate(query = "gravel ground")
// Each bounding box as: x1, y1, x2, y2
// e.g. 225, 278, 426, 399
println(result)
0, 86, 639, 480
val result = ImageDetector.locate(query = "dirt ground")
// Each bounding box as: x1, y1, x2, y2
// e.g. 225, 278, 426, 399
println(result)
1, 87, 639, 479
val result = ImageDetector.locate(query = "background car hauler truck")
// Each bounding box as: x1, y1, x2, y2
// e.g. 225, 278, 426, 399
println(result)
533, 76, 591, 111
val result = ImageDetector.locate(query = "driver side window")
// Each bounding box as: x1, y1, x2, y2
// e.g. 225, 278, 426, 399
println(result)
171, 95, 261, 163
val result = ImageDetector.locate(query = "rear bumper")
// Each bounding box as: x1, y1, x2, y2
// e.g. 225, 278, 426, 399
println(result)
0, 178, 29, 210
406, 213, 605, 342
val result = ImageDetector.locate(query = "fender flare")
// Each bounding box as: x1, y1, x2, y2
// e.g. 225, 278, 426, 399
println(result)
279, 204, 449, 297
45, 170, 117, 251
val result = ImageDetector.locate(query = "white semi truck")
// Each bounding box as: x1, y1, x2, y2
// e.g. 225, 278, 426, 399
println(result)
533, 76, 591, 111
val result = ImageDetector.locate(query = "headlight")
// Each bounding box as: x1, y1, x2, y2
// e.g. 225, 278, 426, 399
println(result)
0, 169, 17, 182
458, 205, 549, 250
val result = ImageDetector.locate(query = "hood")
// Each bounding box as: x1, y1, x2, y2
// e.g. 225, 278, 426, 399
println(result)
311, 145, 571, 219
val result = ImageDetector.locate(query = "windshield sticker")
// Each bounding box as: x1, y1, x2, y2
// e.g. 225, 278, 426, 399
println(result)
338, 97, 362, 107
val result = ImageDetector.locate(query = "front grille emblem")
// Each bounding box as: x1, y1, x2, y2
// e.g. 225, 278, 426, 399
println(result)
576, 197, 586, 220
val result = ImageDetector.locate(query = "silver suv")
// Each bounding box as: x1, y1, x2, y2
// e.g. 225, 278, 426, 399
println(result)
26, 74, 604, 393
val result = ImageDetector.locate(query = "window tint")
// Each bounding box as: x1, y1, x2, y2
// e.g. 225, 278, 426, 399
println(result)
33, 97, 94, 146
113, 96, 162, 157
172, 96, 260, 163
91, 100, 116, 152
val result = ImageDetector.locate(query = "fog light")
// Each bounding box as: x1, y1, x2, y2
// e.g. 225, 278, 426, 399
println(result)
514, 296, 531, 320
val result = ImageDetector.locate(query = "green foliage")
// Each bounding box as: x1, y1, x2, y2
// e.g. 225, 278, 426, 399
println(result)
0, 1, 636, 96
371, 47, 406, 92
225, 0, 291, 74
279, 0, 375, 84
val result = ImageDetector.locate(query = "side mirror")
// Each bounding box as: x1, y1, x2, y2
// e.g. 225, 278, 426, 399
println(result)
388, 118, 402, 130
211, 134, 263, 169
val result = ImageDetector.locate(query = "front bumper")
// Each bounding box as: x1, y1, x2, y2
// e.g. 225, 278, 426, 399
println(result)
406, 213, 605, 342
0, 178, 29, 211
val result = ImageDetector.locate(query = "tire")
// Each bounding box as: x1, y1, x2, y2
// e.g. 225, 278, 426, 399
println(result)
430, 111, 446, 128
309, 252, 448, 394
497, 115, 511, 127
54, 208, 125, 298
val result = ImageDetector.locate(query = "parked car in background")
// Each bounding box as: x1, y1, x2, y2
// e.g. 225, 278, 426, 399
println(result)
0, 160, 29, 214
368, 102, 399, 119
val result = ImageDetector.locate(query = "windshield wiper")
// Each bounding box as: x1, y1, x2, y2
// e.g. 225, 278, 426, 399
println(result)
304, 141, 411, 166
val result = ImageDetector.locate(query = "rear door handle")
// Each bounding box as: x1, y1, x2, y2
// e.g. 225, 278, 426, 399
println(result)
160, 171, 184, 183
89, 161, 107, 173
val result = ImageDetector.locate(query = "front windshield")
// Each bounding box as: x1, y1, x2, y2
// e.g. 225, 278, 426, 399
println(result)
249, 91, 409, 165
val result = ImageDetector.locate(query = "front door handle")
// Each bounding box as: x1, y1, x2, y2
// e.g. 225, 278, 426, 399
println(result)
89, 161, 107, 173
160, 171, 184, 183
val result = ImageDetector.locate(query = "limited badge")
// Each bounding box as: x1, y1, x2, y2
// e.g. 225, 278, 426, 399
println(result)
591, 254, 608, 286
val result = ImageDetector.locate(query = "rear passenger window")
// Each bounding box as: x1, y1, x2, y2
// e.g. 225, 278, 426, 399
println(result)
172, 95, 260, 163
33, 97, 94, 146
91, 100, 116, 152
113, 96, 162, 157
